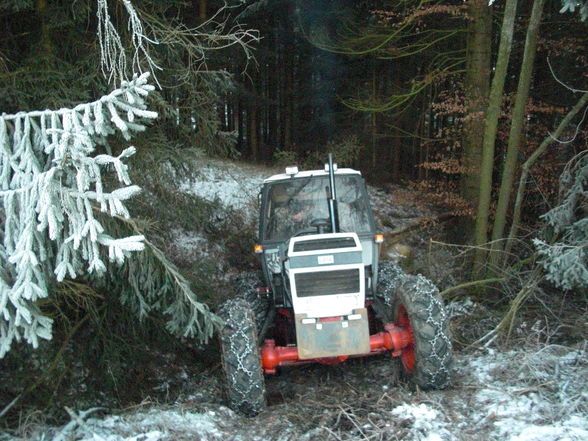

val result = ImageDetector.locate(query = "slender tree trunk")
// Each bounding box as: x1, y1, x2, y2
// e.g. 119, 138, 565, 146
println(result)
250, 102, 258, 161
36, 0, 53, 57
505, 92, 588, 256
392, 124, 401, 179
371, 62, 377, 169
490, 0, 545, 264
473, 0, 518, 274
462, 0, 492, 235
284, 63, 292, 149
237, 98, 244, 152
199, 0, 207, 22
248, 67, 259, 160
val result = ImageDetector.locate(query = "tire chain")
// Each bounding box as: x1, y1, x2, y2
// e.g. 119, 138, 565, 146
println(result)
233, 272, 270, 334
376, 261, 452, 389
218, 298, 266, 416
397, 274, 453, 389
376, 260, 406, 307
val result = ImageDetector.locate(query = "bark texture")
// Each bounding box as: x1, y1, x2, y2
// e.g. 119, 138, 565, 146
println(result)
490, 0, 545, 264
473, 0, 518, 273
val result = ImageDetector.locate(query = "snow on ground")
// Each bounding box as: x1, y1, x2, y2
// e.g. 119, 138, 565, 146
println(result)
179, 158, 270, 212
5, 344, 586, 441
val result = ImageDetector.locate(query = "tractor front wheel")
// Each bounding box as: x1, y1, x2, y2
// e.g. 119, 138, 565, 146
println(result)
218, 298, 266, 416
233, 272, 269, 335
392, 275, 452, 389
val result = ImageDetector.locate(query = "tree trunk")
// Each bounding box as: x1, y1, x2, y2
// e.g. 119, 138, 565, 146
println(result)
462, 0, 492, 235
473, 0, 518, 274
283, 56, 292, 150
249, 103, 258, 161
237, 98, 244, 152
36, 0, 53, 57
490, 0, 545, 264
199, 0, 207, 22
371, 62, 377, 169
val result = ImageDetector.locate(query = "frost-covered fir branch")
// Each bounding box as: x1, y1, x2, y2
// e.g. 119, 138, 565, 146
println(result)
97, 0, 161, 85
96, 216, 223, 341
533, 151, 588, 291
0, 73, 217, 357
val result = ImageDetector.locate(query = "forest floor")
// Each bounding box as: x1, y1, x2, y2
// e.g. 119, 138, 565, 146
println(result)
2, 156, 587, 441
7, 344, 587, 441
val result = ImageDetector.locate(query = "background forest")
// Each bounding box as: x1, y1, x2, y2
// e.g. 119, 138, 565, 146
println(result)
0, 0, 587, 436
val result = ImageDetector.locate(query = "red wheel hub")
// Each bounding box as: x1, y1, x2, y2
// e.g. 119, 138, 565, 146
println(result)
395, 305, 416, 373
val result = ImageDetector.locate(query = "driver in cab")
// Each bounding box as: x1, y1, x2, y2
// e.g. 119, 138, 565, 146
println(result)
275, 197, 310, 236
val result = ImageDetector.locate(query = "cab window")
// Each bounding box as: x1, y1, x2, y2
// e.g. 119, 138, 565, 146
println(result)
263, 175, 371, 241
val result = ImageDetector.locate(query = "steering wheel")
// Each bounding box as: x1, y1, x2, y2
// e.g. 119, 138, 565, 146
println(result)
310, 218, 330, 234
292, 227, 317, 237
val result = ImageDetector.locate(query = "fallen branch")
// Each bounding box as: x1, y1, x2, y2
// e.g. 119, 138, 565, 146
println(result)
383, 212, 454, 239
53, 407, 104, 441
474, 267, 544, 346
440, 278, 505, 299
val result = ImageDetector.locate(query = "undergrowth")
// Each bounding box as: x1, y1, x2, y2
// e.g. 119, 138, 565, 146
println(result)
0, 144, 258, 428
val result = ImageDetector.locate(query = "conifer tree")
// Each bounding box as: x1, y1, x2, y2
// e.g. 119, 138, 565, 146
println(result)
0, 0, 224, 358
0, 73, 156, 356
533, 152, 588, 290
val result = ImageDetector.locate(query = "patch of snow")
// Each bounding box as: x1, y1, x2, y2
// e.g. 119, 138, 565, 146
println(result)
69, 409, 224, 441
170, 229, 212, 259
460, 347, 588, 441
391, 403, 454, 441
180, 162, 265, 211
510, 417, 588, 441
4, 345, 588, 441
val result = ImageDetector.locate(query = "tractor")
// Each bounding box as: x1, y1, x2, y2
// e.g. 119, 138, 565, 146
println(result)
218, 155, 452, 416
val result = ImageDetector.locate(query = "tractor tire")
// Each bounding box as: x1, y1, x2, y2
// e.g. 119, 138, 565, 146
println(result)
234, 272, 270, 335
391, 274, 452, 390
376, 260, 406, 307
218, 298, 266, 416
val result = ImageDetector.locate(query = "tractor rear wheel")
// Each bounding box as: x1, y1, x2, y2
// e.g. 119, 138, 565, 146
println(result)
218, 298, 266, 416
392, 275, 452, 389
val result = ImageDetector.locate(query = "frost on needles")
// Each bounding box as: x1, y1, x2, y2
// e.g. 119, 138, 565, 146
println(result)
533, 152, 588, 291
0, 73, 218, 357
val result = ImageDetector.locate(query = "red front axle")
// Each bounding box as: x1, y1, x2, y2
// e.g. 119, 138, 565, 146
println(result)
261, 323, 413, 374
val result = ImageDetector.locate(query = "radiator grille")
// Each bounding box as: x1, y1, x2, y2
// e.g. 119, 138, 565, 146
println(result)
294, 269, 360, 297
293, 237, 356, 252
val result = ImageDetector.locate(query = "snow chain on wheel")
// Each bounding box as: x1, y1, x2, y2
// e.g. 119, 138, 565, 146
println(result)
233, 272, 269, 335
218, 298, 266, 416
392, 274, 452, 389
376, 260, 405, 307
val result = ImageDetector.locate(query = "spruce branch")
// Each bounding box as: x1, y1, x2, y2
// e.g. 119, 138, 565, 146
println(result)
0, 74, 172, 357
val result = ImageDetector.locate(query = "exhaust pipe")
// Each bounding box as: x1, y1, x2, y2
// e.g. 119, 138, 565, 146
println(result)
327, 153, 339, 233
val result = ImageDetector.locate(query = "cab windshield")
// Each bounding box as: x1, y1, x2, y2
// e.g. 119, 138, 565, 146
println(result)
263, 175, 372, 241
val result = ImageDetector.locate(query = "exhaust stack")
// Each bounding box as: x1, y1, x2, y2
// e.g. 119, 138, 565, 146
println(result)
327, 153, 339, 233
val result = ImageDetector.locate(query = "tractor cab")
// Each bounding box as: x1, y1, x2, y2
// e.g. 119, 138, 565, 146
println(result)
257, 160, 382, 316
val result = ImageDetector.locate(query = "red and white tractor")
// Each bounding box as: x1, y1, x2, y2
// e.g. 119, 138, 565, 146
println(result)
218, 155, 452, 416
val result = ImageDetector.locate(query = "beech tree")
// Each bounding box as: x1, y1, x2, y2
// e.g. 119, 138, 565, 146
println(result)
472, 0, 518, 273
461, 0, 492, 217
489, 0, 545, 264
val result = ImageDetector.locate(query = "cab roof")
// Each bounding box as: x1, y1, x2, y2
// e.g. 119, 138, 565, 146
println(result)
263, 168, 362, 184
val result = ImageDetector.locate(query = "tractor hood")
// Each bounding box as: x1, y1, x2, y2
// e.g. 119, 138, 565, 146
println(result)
285, 232, 365, 318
